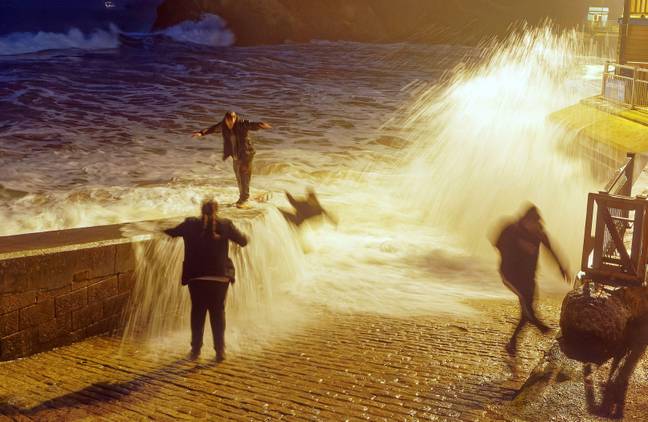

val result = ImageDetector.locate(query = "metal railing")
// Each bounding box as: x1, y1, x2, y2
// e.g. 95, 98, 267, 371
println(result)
601, 62, 648, 110
604, 155, 634, 196
631, 0, 648, 16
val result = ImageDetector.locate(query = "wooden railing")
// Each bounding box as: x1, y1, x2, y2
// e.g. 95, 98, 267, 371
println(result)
581, 154, 648, 287
604, 155, 634, 196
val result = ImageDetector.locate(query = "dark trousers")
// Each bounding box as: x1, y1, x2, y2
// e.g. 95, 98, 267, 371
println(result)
188, 280, 229, 355
501, 272, 548, 348
233, 158, 253, 203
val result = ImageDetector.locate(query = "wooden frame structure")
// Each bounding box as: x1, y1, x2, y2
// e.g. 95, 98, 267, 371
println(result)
581, 154, 648, 287
620, 0, 648, 65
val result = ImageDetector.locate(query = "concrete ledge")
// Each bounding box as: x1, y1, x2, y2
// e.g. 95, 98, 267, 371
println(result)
551, 97, 648, 153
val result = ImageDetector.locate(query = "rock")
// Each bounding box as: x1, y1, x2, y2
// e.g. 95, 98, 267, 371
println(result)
152, 0, 622, 46
559, 285, 648, 364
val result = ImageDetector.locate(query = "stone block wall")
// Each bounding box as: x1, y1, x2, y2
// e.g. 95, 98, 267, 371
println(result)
0, 235, 138, 361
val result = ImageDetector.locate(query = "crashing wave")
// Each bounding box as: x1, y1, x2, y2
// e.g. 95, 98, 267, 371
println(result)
0, 13, 233, 56
0, 25, 121, 55
160, 14, 234, 47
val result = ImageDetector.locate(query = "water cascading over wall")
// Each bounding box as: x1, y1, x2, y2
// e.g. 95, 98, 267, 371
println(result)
121, 207, 307, 351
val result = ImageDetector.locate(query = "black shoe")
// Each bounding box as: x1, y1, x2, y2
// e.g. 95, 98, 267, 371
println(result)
188, 349, 200, 360
539, 324, 551, 335
235, 201, 250, 209
216, 350, 226, 363
505, 342, 517, 357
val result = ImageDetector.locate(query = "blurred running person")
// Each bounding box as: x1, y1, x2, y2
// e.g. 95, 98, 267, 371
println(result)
493, 204, 569, 356
280, 188, 338, 227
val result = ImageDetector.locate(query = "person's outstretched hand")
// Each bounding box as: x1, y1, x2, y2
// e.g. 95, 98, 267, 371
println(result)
259, 122, 272, 129
192, 131, 204, 138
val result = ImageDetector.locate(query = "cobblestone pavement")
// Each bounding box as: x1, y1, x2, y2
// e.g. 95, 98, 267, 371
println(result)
0, 299, 560, 421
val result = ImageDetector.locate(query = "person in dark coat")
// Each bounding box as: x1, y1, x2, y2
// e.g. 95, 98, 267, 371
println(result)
193, 111, 271, 208
164, 199, 248, 362
279, 188, 338, 227
493, 204, 569, 357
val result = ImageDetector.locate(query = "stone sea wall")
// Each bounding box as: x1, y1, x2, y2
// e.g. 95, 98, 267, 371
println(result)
0, 225, 140, 361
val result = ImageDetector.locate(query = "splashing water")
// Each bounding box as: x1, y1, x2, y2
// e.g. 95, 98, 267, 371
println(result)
121, 27, 609, 349
121, 207, 309, 352
0, 23, 616, 350
390, 26, 602, 270
159, 14, 235, 47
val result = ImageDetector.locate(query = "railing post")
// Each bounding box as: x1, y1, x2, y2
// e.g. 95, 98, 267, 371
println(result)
624, 152, 635, 197
601, 61, 609, 97
631, 66, 639, 110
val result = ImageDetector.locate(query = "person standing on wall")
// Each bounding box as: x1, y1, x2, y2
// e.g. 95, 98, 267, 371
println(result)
492, 204, 569, 357
164, 199, 248, 362
193, 111, 272, 209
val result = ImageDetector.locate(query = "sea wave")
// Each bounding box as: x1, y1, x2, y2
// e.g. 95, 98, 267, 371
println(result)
0, 25, 121, 55
160, 14, 234, 47
0, 14, 234, 56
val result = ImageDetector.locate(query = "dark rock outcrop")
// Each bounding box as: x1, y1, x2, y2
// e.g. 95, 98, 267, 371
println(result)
152, 0, 624, 46
505, 285, 648, 419
559, 285, 648, 364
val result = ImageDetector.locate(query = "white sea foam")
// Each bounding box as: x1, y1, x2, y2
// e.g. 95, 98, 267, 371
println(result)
161, 14, 234, 47
0, 25, 120, 55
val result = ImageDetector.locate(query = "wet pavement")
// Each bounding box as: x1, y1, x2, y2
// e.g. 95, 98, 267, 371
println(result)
3, 298, 640, 421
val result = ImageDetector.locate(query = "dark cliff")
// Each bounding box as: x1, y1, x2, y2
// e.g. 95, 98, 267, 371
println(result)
153, 0, 623, 46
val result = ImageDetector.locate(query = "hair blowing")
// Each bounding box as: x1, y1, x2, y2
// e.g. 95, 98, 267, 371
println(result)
201, 200, 221, 240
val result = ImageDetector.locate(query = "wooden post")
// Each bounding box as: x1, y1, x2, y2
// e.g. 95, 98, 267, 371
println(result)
619, 0, 632, 65
581, 194, 595, 272
641, 202, 648, 285
631, 66, 639, 109
624, 152, 635, 196
630, 202, 644, 271
593, 197, 606, 270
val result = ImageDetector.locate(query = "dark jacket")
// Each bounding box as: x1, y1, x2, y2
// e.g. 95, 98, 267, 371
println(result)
202, 118, 263, 162
164, 217, 248, 284
495, 222, 543, 284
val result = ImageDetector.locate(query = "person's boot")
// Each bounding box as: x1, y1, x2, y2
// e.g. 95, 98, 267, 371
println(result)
215, 349, 226, 363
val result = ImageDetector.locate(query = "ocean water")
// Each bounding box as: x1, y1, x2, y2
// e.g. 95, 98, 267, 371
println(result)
0, 16, 609, 348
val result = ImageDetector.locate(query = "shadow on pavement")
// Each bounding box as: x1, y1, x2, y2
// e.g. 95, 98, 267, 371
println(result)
0, 357, 205, 417
583, 317, 648, 419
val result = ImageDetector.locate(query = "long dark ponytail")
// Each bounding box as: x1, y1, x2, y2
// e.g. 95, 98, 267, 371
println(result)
201, 199, 221, 240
